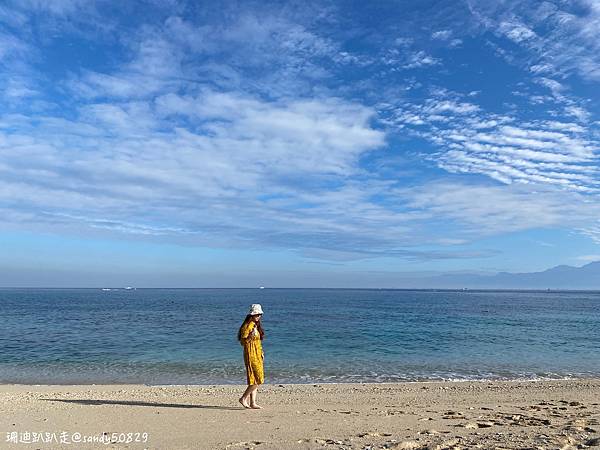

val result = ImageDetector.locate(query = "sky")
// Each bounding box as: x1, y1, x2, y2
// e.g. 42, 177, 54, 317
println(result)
0, 0, 599, 287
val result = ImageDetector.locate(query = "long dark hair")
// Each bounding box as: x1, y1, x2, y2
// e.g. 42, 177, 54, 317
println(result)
237, 314, 265, 341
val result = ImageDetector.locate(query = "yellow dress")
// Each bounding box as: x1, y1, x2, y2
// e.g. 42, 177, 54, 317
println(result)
240, 321, 264, 385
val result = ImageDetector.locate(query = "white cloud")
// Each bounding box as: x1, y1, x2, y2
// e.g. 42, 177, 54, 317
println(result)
155, 90, 385, 175
390, 98, 480, 127
529, 63, 552, 74
394, 37, 413, 46
0, 91, 393, 259
69, 33, 183, 99
2, 77, 37, 99
0, 32, 28, 60
401, 181, 600, 237
389, 91, 599, 192
427, 100, 479, 115
66, 11, 371, 103
1, 0, 598, 265
534, 77, 565, 98
0, 4, 28, 27
15, 0, 91, 16
564, 105, 591, 122
578, 225, 600, 245
531, 77, 591, 121
498, 19, 536, 42
436, 124, 599, 191
432, 30, 453, 40
573, 254, 600, 263
431, 30, 462, 47
403, 51, 440, 69
471, 0, 600, 82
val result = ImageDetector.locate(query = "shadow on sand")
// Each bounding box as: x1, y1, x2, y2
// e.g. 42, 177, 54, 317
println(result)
41, 398, 242, 410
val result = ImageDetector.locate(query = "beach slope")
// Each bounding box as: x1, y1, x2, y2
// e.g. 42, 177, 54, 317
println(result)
1, 380, 599, 449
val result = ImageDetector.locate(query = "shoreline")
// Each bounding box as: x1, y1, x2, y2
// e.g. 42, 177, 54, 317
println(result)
2, 374, 597, 387
2, 379, 599, 449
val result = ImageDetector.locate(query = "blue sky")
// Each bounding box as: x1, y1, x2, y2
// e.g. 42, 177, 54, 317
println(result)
0, 0, 599, 287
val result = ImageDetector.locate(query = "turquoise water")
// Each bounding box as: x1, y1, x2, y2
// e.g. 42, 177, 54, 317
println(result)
0, 288, 598, 384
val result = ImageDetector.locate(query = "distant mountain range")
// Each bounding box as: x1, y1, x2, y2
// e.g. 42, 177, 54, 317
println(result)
411, 261, 600, 290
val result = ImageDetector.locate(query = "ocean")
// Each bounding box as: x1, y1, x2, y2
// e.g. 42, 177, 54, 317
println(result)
0, 288, 598, 385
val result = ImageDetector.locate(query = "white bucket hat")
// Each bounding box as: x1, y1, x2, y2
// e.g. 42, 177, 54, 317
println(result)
249, 303, 263, 315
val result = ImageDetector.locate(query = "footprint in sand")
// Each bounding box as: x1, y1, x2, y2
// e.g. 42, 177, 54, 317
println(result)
442, 411, 465, 419
357, 431, 392, 437
225, 440, 263, 448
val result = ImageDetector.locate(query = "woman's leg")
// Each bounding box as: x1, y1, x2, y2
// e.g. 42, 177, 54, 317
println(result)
249, 385, 262, 409
239, 384, 254, 408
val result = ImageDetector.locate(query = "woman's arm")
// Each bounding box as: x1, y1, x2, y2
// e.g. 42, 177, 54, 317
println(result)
240, 322, 256, 343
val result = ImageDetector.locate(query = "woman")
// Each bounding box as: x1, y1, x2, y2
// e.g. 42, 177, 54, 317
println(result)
238, 303, 265, 409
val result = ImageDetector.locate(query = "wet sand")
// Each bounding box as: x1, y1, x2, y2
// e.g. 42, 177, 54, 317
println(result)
1, 379, 599, 449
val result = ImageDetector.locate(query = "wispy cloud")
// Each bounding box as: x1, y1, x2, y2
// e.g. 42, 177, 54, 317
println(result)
578, 224, 600, 245
470, 0, 600, 82
381, 45, 441, 70
0, 32, 28, 59
386, 89, 599, 192
431, 29, 462, 47
403, 51, 441, 69
432, 30, 453, 40
0, 89, 398, 260
573, 254, 600, 263
401, 181, 600, 237
0, 0, 599, 271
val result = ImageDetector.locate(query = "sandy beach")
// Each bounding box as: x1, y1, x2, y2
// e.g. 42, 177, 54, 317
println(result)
1, 379, 599, 449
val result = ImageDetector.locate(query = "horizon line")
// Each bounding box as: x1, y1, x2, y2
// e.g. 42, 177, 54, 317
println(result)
1, 286, 600, 292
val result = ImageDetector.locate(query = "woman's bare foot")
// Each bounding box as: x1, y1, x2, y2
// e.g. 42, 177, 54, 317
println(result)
250, 403, 263, 409
239, 397, 250, 408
